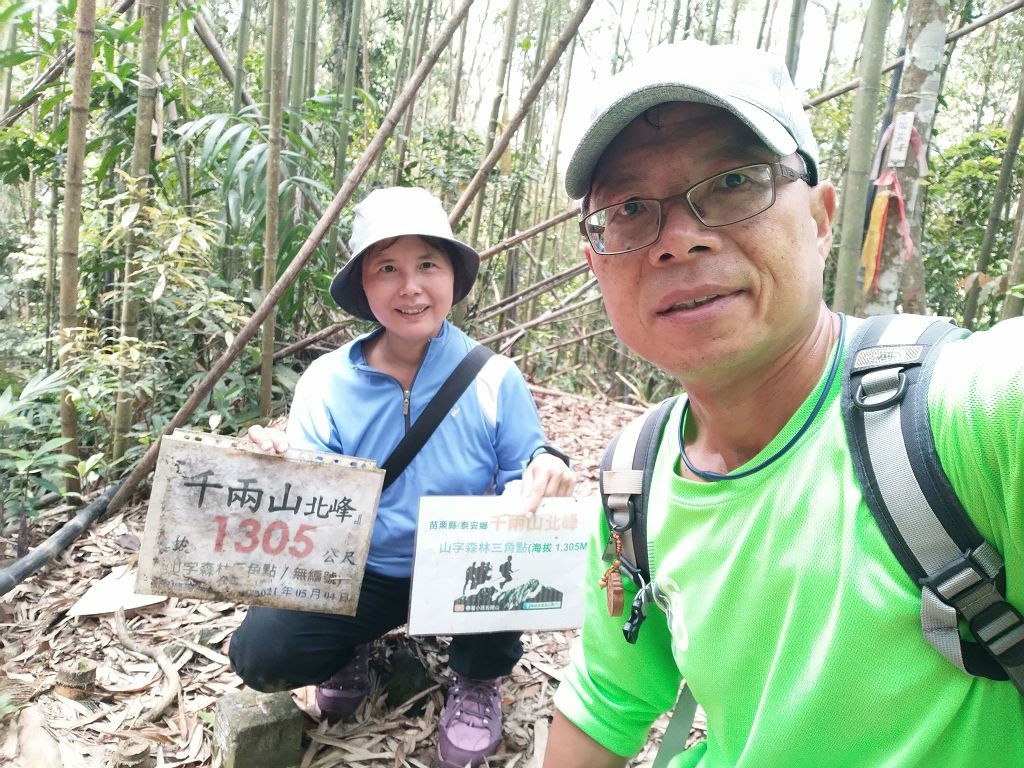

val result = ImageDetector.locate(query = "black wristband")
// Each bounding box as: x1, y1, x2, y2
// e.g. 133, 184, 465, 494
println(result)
529, 443, 572, 469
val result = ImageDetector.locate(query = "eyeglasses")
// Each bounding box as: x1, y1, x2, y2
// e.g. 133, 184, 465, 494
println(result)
579, 162, 811, 256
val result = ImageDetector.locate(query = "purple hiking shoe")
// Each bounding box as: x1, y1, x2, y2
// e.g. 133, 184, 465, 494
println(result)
315, 643, 370, 723
437, 672, 503, 767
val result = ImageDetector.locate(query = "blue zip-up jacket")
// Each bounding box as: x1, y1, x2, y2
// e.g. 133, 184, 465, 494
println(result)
286, 321, 547, 578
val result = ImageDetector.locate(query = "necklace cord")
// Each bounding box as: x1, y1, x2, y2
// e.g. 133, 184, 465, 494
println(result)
677, 313, 847, 482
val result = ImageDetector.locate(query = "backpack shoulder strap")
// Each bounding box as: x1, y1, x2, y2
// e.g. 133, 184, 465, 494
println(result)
841, 313, 1024, 691
600, 396, 678, 589
600, 396, 697, 765
599, 396, 677, 644
381, 344, 494, 490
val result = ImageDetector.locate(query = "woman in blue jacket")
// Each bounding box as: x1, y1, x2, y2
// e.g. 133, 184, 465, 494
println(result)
229, 186, 575, 768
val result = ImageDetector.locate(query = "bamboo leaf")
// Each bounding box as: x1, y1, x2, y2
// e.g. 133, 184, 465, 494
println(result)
212, 122, 252, 160
0, 51, 37, 68
176, 114, 220, 146
226, 188, 241, 228
233, 142, 267, 177
0, 1, 36, 25
223, 128, 255, 186
20, 369, 65, 400
121, 202, 141, 231
199, 116, 230, 169
101, 70, 123, 92
152, 270, 167, 301
35, 437, 72, 455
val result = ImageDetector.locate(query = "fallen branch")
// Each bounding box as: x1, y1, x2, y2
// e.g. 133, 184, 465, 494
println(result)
0, 483, 121, 597
115, 607, 182, 722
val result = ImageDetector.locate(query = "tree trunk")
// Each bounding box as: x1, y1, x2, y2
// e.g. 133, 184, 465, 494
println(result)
972, 26, 997, 133
27, 6, 43, 236
538, 36, 576, 268
232, 0, 253, 113
112, 0, 164, 462
521, 2, 551, 158
819, 0, 841, 91
725, 0, 741, 42
289, 0, 309, 116
999, 182, 1024, 321
831, 0, 891, 314
764, 0, 779, 48
1, 23, 15, 117
391, 0, 413, 105
861, 0, 949, 317
757, 0, 772, 48
447, 15, 467, 127
329, 0, 362, 261
179, 1, 260, 115
667, 0, 682, 42
963, 70, 1024, 328
451, 0, 593, 228
286, 0, 308, 226
59, 0, 99, 495
467, 0, 521, 247
306, 0, 319, 98
785, 0, 808, 78
393, 0, 432, 185
45, 103, 62, 372
708, 0, 721, 43
261, 0, 288, 418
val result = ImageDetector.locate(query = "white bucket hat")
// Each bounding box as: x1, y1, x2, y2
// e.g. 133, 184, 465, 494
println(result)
564, 40, 820, 200
329, 186, 481, 321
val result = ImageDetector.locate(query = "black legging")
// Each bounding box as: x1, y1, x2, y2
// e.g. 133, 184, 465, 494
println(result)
229, 569, 523, 692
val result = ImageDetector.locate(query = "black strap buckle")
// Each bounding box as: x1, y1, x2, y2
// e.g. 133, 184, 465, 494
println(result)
622, 584, 652, 644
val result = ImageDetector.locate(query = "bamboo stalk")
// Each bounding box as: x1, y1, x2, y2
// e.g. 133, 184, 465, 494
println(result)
473, 261, 589, 323
478, 294, 603, 345
477, 205, 579, 260
450, 0, 596, 226
179, 0, 260, 115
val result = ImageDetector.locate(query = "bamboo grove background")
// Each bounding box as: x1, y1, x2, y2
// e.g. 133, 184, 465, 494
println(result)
0, 0, 1023, 521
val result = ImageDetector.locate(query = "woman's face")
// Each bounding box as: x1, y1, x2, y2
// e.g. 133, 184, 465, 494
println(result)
361, 235, 455, 345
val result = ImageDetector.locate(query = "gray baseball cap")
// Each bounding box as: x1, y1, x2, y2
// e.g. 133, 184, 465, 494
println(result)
329, 186, 480, 322
564, 41, 819, 200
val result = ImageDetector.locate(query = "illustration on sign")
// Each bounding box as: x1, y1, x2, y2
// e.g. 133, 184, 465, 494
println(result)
136, 430, 384, 615
408, 495, 597, 634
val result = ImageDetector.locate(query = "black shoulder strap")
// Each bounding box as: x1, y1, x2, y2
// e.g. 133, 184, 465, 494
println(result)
599, 396, 677, 642
381, 344, 494, 490
842, 313, 1024, 691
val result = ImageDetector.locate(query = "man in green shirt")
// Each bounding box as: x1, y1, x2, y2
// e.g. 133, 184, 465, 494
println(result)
544, 40, 1024, 767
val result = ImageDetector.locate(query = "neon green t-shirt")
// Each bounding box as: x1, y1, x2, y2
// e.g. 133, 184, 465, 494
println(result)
554, 316, 1024, 767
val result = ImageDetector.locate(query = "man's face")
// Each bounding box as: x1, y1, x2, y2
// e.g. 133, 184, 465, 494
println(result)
585, 102, 835, 385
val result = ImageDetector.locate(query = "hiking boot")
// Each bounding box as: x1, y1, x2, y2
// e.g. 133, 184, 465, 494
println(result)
437, 672, 503, 767
315, 644, 370, 723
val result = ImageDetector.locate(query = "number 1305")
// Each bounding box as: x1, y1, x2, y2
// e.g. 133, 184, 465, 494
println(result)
213, 516, 317, 558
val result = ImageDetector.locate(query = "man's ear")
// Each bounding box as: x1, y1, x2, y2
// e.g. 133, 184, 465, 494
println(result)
811, 182, 837, 261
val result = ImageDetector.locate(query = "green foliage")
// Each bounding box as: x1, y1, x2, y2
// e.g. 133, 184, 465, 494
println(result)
0, 691, 20, 724
0, 368, 79, 518
921, 125, 1024, 325
89, 184, 273, 446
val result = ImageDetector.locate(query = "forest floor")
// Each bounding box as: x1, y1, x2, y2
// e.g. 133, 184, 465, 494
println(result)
0, 388, 704, 768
